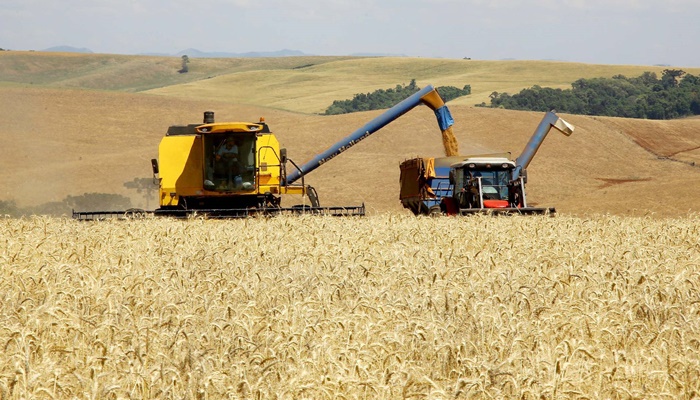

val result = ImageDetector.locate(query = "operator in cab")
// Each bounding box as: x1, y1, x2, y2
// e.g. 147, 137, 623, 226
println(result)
217, 137, 239, 163
219, 137, 242, 188
204, 137, 244, 190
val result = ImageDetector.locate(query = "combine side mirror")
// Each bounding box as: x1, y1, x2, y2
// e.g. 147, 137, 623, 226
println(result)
449, 170, 455, 185
151, 159, 160, 186
280, 148, 287, 164
522, 169, 528, 184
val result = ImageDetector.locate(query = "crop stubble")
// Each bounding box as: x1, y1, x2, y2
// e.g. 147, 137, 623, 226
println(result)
1, 214, 700, 398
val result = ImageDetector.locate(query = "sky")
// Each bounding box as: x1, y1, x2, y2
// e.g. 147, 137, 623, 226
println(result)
2, 0, 699, 67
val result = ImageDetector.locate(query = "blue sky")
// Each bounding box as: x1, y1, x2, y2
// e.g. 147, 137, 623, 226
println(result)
2, 0, 699, 67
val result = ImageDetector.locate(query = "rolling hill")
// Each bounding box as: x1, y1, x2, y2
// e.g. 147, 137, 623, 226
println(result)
1, 51, 699, 217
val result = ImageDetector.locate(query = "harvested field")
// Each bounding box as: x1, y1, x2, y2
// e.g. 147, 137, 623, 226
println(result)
2, 214, 700, 398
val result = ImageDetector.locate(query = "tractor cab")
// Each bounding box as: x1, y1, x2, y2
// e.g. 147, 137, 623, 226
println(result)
449, 157, 524, 209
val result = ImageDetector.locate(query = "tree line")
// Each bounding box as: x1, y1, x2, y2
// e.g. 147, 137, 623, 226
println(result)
480, 69, 700, 120
324, 80, 471, 115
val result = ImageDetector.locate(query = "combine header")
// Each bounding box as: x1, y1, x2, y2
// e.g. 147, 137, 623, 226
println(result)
399, 111, 574, 216
74, 85, 454, 220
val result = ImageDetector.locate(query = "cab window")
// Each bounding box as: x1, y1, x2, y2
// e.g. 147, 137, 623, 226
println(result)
204, 134, 256, 191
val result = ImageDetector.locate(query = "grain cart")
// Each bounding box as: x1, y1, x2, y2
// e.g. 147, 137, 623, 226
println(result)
74, 85, 454, 219
399, 111, 574, 215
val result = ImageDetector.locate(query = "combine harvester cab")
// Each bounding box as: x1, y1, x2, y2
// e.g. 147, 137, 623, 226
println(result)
74, 85, 455, 220
400, 111, 574, 216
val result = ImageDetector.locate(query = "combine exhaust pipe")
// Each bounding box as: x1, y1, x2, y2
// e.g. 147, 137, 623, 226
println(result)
203, 111, 215, 124
285, 85, 453, 185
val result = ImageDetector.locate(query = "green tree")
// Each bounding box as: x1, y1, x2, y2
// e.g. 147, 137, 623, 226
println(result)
631, 71, 659, 86
486, 70, 700, 120
436, 85, 471, 102
661, 69, 685, 88
323, 79, 470, 115
179, 55, 189, 73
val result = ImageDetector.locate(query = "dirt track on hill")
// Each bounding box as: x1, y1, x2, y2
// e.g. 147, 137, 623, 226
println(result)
1, 86, 699, 217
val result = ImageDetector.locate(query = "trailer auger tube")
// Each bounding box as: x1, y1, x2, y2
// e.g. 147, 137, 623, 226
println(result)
512, 111, 574, 181
285, 85, 454, 185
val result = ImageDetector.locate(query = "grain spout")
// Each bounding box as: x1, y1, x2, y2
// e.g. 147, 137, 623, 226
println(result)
441, 126, 459, 156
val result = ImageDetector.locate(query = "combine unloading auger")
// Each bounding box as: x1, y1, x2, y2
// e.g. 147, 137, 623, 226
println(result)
285, 85, 454, 185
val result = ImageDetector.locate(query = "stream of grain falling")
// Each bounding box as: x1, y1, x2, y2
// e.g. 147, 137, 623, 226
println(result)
441, 126, 459, 156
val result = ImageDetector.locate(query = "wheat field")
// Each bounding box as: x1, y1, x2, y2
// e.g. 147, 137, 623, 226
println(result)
2, 214, 699, 399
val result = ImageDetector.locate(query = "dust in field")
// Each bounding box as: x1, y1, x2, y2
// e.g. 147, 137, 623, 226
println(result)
2, 213, 700, 398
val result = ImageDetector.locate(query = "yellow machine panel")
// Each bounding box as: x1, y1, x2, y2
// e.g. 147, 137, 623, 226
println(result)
158, 135, 203, 207
256, 133, 281, 189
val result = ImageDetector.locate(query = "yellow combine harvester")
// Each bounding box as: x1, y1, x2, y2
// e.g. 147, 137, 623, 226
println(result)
149, 112, 334, 217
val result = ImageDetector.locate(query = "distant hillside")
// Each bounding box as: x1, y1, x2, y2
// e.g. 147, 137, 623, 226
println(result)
174, 48, 306, 58
144, 58, 700, 114
0, 52, 362, 92
138, 49, 308, 58
3, 52, 700, 113
32, 46, 309, 58
350, 52, 408, 57
4, 52, 700, 113
33, 45, 405, 58
34, 46, 307, 58
42, 46, 93, 53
